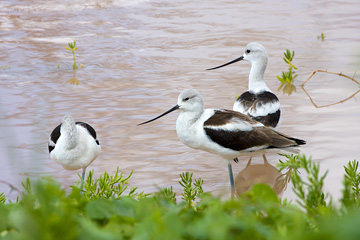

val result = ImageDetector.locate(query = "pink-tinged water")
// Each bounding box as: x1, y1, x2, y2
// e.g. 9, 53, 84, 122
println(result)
1, 0, 359, 201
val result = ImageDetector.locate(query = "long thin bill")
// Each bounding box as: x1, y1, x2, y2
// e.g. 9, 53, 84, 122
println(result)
137, 104, 180, 126
206, 56, 244, 70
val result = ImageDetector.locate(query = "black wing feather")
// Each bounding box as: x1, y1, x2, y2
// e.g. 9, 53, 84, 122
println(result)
76, 122, 100, 145
48, 124, 61, 153
237, 91, 281, 128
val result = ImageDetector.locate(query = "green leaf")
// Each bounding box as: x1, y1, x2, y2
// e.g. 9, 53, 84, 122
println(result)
86, 197, 137, 220
246, 183, 279, 204
86, 199, 119, 220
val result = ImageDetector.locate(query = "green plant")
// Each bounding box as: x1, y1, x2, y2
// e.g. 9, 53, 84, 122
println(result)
77, 167, 149, 200
277, 49, 298, 84
64, 40, 83, 85
64, 40, 79, 71
2, 158, 360, 239
179, 172, 204, 207
341, 160, 360, 209
318, 33, 325, 41
277, 49, 298, 95
154, 186, 177, 204
278, 154, 330, 217
0, 193, 6, 204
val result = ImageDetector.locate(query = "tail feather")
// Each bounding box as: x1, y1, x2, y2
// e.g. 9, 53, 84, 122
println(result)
289, 137, 306, 145
270, 130, 306, 148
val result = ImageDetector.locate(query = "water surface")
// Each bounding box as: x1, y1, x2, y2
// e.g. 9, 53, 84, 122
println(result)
1, 0, 359, 200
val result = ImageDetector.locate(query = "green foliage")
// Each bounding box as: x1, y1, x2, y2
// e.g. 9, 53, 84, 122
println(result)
179, 172, 204, 207
278, 154, 330, 217
283, 49, 296, 65
0, 193, 6, 204
153, 186, 177, 204
1, 158, 360, 239
77, 167, 149, 200
277, 49, 298, 85
342, 160, 360, 209
277, 49, 298, 95
275, 50, 296, 95
277, 68, 297, 84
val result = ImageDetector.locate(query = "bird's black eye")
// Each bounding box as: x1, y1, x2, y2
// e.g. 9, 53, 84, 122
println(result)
246, 49, 251, 54
184, 97, 190, 101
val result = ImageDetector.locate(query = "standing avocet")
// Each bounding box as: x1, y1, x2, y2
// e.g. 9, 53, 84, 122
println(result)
138, 89, 305, 197
207, 42, 280, 129
207, 42, 281, 163
48, 115, 101, 181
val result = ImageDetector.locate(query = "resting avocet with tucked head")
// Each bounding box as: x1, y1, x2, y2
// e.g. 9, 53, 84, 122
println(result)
207, 42, 281, 163
138, 89, 305, 198
48, 115, 101, 181
207, 42, 281, 129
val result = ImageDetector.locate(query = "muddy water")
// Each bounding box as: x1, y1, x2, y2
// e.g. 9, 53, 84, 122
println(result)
1, 0, 359, 201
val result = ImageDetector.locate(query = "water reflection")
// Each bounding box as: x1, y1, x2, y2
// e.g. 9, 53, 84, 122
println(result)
67, 67, 79, 85
235, 155, 290, 196
277, 82, 297, 96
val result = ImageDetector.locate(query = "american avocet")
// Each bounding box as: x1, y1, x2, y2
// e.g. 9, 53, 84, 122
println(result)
207, 42, 280, 129
48, 115, 101, 181
138, 89, 305, 197
207, 42, 281, 163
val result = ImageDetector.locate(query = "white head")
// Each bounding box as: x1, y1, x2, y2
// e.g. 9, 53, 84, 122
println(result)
242, 42, 268, 66
207, 42, 270, 92
137, 89, 204, 126
177, 89, 204, 113
207, 42, 267, 69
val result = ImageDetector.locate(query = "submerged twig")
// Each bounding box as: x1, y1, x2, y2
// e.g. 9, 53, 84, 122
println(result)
301, 70, 360, 108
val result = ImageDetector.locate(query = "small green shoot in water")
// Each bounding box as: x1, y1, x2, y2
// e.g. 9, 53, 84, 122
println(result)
277, 49, 298, 95
65, 40, 78, 70
277, 67, 297, 84
64, 40, 81, 85
317, 33, 325, 41
0, 65, 10, 70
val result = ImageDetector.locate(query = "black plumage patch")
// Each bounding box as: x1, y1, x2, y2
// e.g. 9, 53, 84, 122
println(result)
48, 124, 61, 153
238, 91, 279, 106
204, 127, 271, 151
253, 110, 280, 128
76, 122, 100, 145
237, 91, 281, 128
204, 109, 256, 127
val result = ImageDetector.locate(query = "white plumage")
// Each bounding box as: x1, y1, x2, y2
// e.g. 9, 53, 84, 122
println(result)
48, 115, 101, 180
138, 89, 305, 197
208, 42, 281, 129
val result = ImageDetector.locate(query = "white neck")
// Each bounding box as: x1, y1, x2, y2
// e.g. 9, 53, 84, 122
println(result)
177, 109, 203, 128
176, 109, 204, 148
248, 60, 271, 93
